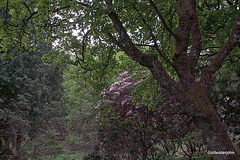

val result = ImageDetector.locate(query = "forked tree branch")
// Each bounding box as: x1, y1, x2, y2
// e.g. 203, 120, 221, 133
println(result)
105, 0, 178, 90
172, 0, 201, 84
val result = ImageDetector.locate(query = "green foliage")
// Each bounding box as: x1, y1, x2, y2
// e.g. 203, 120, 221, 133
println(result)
131, 72, 163, 109
207, 52, 240, 150
0, 0, 239, 159
0, 42, 66, 159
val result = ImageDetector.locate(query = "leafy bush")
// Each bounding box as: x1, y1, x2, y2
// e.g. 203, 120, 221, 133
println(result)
93, 71, 205, 159
0, 50, 66, 159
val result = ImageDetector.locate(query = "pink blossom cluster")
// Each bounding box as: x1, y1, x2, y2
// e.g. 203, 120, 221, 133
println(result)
95, 70, 149, 115
94, 70, 166, 153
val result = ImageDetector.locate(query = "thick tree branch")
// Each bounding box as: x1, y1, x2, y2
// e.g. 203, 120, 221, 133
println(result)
201, 9, 240, 85
173, 0, 199, 85
107, 32, 178, 91
148, 0, 177, 38
106, 32, 129, 54
107, 10, 153, 68
105, 0, 178, 91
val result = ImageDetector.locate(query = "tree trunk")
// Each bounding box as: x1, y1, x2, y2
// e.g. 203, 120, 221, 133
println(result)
184, 82, 239, 160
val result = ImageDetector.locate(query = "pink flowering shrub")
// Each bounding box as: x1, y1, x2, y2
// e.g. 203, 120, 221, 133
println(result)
92, 70, 208, 159
95, 70, 155, 118
93, 70, 169, 158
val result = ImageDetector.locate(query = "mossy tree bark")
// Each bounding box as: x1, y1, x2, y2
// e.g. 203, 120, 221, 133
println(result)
184, 82, 238, 160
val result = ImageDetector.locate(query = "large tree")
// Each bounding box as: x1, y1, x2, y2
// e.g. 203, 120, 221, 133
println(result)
0, 0, 240, 159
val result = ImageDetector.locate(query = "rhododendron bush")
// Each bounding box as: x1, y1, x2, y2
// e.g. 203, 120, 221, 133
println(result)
93, 71, 196, 159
